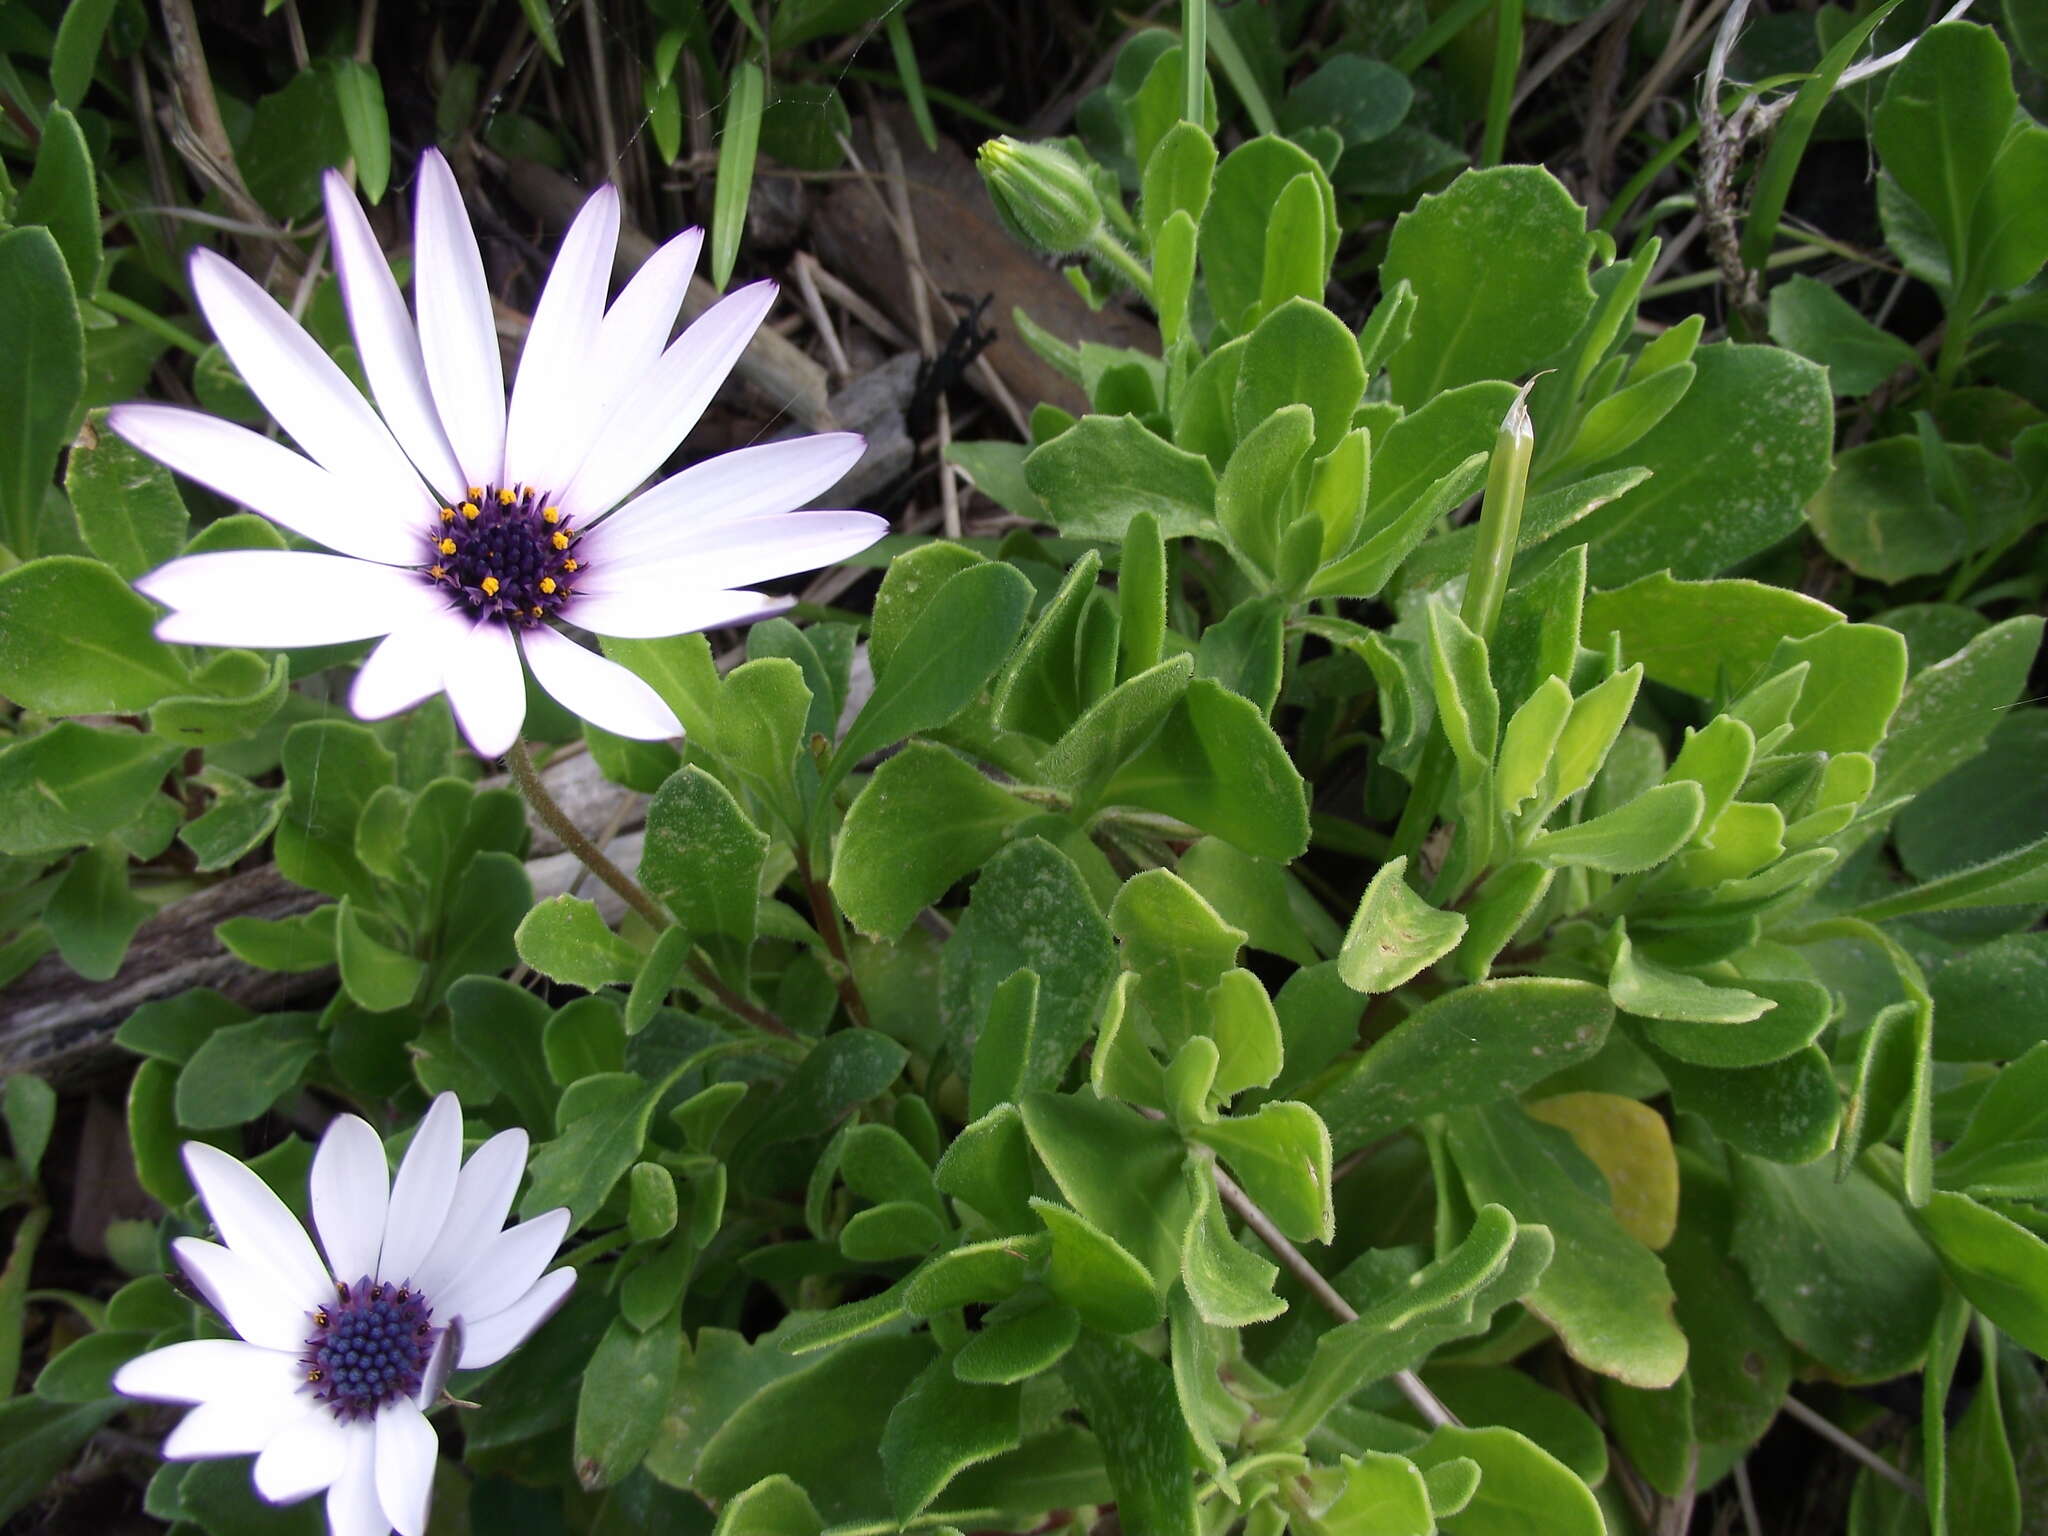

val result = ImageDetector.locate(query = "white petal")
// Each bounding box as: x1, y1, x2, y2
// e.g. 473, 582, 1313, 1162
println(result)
561, 586, 792, 641
433, 1208, 572, 1326
310, 1115, 390, 1287
188, 248, 430, 516
557, 280, 776, 518
374, 1401, 439, 1536
520, 626, 680, 742
456, 1267, 576, 1370
411, 1129, 530, 1299
415, 1324, 457, 1410
115, 1338, 300, 1405
108, 405, 425, 565
576, 511, 888, 596
350, 604, 470, 721
558, 226, 704, 487
182, 1143, 334, 1300
376, 1093, 462, 1285
326, 1424, 386, 1536
442, 617, 527, 760
254, 1405, 351, 1504
171, 1239, 316, 1352
413, 149, 506, 490
140, 552, 443, 649
324, 170, 467, 499
164, 1386, 307, 1460
504, 185, 620, 494
579, 432, 868, 565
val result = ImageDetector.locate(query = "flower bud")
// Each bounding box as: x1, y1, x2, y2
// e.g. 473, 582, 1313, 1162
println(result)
976, 137, 1104, 257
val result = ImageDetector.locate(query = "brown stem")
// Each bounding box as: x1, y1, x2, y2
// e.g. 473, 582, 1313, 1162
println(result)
507, 738, 794, 1040
795, 847, 872, 1029
1210, 1162, 1460, 1431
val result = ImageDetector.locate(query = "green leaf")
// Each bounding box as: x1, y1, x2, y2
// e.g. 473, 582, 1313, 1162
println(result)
0, 556, 189, 713
1871, 22, 2013, 281
1855, 833, 2048, 921
641, 765, 769, 944
1235, 298, 1365, 459
1525, 781, 1704, 874
1409, 1426, 1605, 1536
969, 967, 1040, 1119
1191, 1101, 1333, 1244
1445, 1102, 1688, 1387
50, 0, 120, 110
731, 1030, 908, 1173
174, 1013, 320, 1129
1310, 978, 1613, 1155
1040, 655, 1193, 804
1337, 856, 1466, 994
880, 1358, 1021, 1521
0, 723, 180, 858
1768, 273, 1922, 396
1650, 1042, 1842, 1165
944, 837, 1116, 1096
1140, 120, 1216, 241
149, 650, 290, 745
17, 108, 100, 295
833, 743, 1033, 940
1101, 678, 1310, 860
1580, 571, 1840, 698
828, 561, 1034, 796
1181, 1162, 1284, 1326
2, 1075, 56, 1184
603, 632, 722, 748
1021, 1089, 1189, 1288
1872, 614, 2043, 815
1566, 343, 1834, 584
45, 842, 151, 980
710, 61, 765, 292
1198, 136, 1337, 336
575, 1310, 684, 1489
1912, 1192, 2048, 1360
1215, 404, 1312, 579
515, 895, 642, 991
954, 1300, 1080, 1385
1729, 1153, 1944, 1381
713, 656, 810, 833
1259, 1205, 1544, 1440
1931, 933, 2048, 1063
1609, 921, 1770, 1024
1031, 1197, 1162, 1333
1381, 166, 1597, 407
65, 411, 189, 579
1062, 1334, 1198, 1536
0, 229, 83, 554
327, 60, 391, 204
1022, 415, 1218, 541
1307, 450, 1488, 600
1425, 599, 1497, 789
712, 1475, 821, 1536
0, 1398, 121, 1527
1110, 868, 1244, 1053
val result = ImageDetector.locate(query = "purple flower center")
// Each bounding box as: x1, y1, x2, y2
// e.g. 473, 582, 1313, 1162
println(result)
424, 482, 587, 627
301, 1278, 439, 1421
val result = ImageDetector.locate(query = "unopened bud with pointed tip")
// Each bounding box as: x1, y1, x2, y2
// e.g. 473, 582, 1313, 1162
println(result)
976, 137, 1104, 257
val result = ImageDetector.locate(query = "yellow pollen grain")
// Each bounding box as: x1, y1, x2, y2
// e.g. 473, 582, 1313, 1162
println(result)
439, 506, 454, 522
430, 564, 446, 579
530, 605, 543, 617
481, 575, 500, 596
461, 501, 480, 520
438, 537, 457, 555
550, 531, 569, 550
467, 486, 483, 501
563, 558, 578, 572
497, 487, 515, 505
542, 506, 560, 524
539, 576, 557, 595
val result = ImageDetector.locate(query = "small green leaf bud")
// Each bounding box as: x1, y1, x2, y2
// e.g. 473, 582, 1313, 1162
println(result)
976, 137, 1104, 256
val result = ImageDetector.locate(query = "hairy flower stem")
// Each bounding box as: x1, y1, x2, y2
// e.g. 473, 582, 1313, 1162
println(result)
1210, 1163, 1459, 1430
507, 739, 794, 1040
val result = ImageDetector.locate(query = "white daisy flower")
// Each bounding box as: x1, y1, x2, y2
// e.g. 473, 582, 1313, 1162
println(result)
114, 150, 886, 757
113, 1093, 573, 1536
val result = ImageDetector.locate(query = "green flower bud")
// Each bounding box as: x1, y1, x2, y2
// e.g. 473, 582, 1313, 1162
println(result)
976, 137, 1104, 257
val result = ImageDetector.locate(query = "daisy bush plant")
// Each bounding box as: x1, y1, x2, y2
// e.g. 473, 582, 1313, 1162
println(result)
4, 6, 2048, 1536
